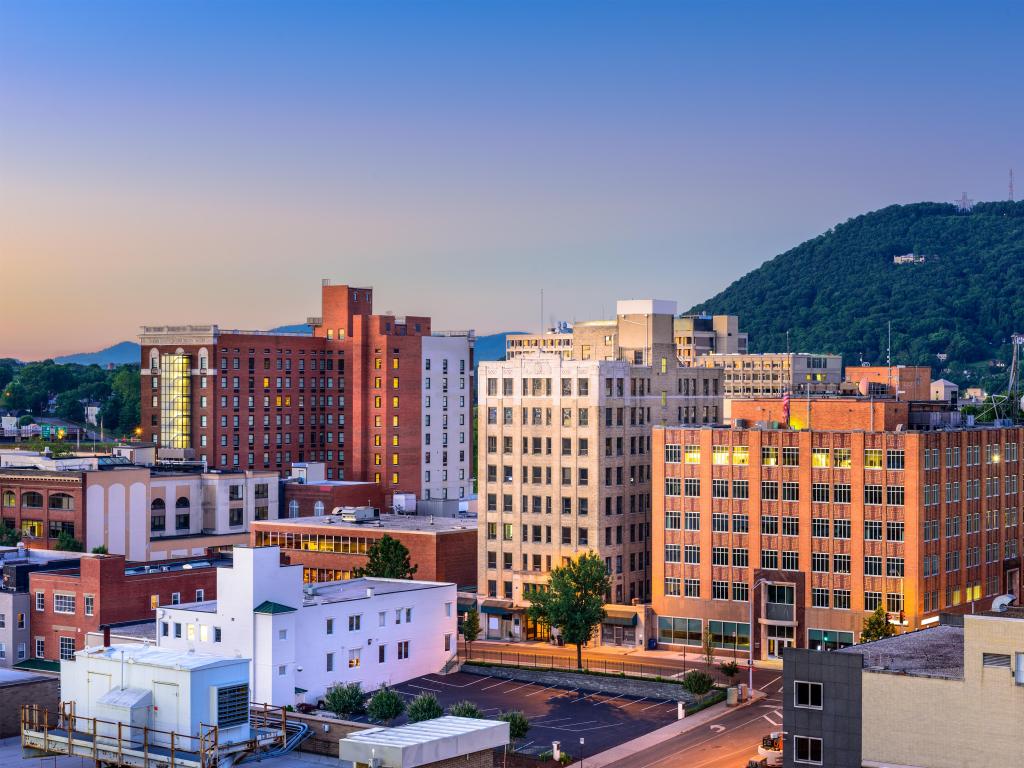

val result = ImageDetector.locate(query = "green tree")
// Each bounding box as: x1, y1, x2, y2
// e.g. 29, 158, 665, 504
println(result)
323, 682, 365, 717
681, 670, 715, 697
406, 692, 443, 723
366, 687, 405, 725
526, 552, 610, 670
353, 534, 418, 579
55, 392, 85, 423
26, 439, 74, 458
860, 604, 897, 643
719, 661, 740, 684
701, 626, 716, 668
55, 531, 84, 552
498, 711, 530, 748
0, 527, 21, 547
446, 700, 482, 719
460, 607, 481, 660
17, 415, 34, 427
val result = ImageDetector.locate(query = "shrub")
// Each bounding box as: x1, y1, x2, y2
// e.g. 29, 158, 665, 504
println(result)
323, 682, 365, 717
447, 700, 483, 718
406, 692, 443, 723
498, 710, 530, 743
367, 687, 405, 724
681, 670, 716, 696
719, 660, 740, 681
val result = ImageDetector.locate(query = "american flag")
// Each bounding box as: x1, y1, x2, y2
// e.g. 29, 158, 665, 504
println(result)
782, 391, 790, 424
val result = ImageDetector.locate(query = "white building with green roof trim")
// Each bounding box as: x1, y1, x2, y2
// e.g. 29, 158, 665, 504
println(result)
156, 545, 458, 706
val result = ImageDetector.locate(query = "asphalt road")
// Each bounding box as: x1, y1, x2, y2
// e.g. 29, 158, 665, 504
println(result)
601, 675, 786, 768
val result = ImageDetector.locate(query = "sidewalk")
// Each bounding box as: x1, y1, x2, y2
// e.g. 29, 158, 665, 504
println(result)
563, 689, 767, 768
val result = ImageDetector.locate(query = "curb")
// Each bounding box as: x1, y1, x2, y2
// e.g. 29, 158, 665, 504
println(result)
562, 689, 767, 768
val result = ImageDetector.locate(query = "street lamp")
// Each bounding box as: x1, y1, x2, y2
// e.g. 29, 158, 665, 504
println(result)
748, 577, 770, 692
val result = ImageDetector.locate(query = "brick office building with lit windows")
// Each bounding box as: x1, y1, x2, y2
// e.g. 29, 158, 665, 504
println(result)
140, 281, 473, 503
652, 397, 1024, 661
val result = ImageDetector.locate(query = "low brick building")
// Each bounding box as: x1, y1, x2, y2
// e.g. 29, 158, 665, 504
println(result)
27, 552, 227, 662
0, 669, 59, 737
250, 514, 477, 587
280, 478, 386, 519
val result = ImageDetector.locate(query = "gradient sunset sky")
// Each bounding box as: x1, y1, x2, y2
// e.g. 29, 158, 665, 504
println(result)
2, 1, 1021, 360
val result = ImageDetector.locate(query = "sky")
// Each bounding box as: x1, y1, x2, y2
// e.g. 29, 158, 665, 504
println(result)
1, 1, 1022, 360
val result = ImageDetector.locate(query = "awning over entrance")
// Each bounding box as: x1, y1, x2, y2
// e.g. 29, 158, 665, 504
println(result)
457, 597, 477, 611
480, 600, 515, 618
602, 609, 638, 627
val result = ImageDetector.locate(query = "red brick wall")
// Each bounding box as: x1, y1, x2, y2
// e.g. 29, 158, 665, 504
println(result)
28, 555, 219, 660
0, 471, 86, 550
282, 482, 386, 517
251, 523, 477, 587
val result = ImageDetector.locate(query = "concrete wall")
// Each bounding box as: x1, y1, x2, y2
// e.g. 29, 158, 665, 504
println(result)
460, 663, 696, 703
421, 335, 473, 502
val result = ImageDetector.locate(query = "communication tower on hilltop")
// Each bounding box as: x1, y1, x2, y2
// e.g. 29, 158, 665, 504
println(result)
955, 192, 974, 213
1011, 169, 1015, 202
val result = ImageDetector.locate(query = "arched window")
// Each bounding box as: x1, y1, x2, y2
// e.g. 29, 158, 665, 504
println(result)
288, 499, 299, 518
2, 491, 15, 507
313, 501, 325, 517
151, 498, 166, 512
151, 498, 166, 532
48, 493, 75, 511
22, 492, 43, 509
175, 497, 190, 530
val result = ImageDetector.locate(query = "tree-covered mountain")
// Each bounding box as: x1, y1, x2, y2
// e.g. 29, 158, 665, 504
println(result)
690, 201, 1024, 391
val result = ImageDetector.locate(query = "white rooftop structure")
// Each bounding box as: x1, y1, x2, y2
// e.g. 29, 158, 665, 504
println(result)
616, 298, 677, 316
339, 716, 510, 768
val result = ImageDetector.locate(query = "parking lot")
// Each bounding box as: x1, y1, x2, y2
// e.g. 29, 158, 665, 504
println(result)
383, 671, 681, 756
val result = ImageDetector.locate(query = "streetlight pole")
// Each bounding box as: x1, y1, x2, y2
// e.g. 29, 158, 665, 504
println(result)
748, 578, 769, 692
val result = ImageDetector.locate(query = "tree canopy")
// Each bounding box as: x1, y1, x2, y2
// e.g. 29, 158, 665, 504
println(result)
860, 605, 898, 643
353, 534, 418, 579
526, 551, 610, 669
691, 201, 1024, 393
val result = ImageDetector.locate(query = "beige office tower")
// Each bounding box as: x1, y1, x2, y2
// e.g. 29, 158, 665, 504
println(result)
478, 300, 724, 641
673, 314, 748, 361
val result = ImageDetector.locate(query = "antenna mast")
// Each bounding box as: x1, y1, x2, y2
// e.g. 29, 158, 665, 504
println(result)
1011, 169, 1016, 202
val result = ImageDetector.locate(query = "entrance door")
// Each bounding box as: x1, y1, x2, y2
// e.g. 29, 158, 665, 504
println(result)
766, 638, 794, 659
152, 682, 180, 743
613, 626, 624, 646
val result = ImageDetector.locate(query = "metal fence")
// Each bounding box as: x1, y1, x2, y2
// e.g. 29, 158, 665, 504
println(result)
464, 648, 714, 680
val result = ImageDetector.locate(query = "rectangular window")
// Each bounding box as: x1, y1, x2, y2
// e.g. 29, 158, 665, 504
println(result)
53, 594, 75, 614
794, 736, 823, 765
794, 681, 823, 709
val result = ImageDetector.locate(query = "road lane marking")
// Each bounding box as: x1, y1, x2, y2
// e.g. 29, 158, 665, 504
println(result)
762, 713, 781, 726
406, 683, 442, 693
526, 685, 558, 697
640, 699, 673, 712
596, 693, 625, 706
423, 675, 491, 688
482, 679, 510, 690
616, 697, 646, 708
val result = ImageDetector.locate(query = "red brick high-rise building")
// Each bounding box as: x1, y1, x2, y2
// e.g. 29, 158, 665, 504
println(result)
140, 282, 473, 503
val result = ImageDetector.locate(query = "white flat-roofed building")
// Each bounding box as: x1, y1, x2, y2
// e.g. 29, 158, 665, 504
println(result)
339, 716, 510, 768
156, 546, 458, 707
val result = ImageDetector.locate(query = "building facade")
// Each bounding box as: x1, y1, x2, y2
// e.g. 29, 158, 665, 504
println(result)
140, 281, 473, 502
694, 352, 843, 399
673, 314, 748, 362
27, 552, 224, 662
478, 304, 723, 638
783, 609, 1024, 768
157, 546, 458, 706
844, 365, 932, 401
652, 398, 1024, 661
250, 514, 477, 586
0, 545, 85, 668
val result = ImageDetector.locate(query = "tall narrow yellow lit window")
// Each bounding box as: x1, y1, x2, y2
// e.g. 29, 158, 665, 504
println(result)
392, 377, 399, 389
374, 358, 382, 369
391, 473, 399, 484
392, 358, 399, 369
374, 454, 381, 465
392, 454, 399, 465
392, 396, 399, 408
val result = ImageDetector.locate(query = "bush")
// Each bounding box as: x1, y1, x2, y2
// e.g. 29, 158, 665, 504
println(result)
367, 687, 405, 724
323, 682, 365, 717
406, 692, 443, 723
446, 700, 483, 718
719, 660, 740, 681
681, 670, 716, 696
91, 545, 108, 554
498, 710, 530, 743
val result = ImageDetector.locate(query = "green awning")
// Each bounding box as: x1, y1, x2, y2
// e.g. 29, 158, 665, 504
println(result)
480, 600, 514, 617
457, 597, 476, 610
295, 687, 308, 694
602, 610, 638, 627
254, 600, 298, 615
